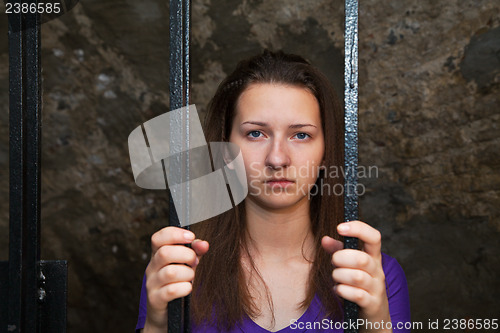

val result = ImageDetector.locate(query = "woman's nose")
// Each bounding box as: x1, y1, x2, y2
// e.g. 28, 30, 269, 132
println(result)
265, 139, 291, 169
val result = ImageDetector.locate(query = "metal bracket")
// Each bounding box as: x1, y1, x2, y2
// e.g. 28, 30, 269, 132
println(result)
0, 260, 67, 333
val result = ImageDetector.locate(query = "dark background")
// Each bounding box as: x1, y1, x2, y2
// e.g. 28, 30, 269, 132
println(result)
0, 1, 499, 332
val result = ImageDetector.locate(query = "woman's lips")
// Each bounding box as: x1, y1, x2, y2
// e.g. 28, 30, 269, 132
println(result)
265, 179, 295, 188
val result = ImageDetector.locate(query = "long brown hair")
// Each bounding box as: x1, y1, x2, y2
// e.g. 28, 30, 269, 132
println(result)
191, 50, 345, 329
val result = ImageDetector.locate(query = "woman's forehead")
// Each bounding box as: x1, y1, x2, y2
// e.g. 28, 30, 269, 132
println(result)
235, 83, 321, 124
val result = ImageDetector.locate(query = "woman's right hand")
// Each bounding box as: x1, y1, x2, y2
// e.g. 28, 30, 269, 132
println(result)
143, 226, 209, 332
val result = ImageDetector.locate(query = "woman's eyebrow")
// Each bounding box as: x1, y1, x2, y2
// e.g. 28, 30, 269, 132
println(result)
289, 123, 317, 129
241, 121, 317, 129
241, 121, 267, 127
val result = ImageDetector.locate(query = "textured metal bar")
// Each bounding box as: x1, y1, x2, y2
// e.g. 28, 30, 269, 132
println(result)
168, 3, 184, 333
344, 0, 359, 332
168, 0, 190, 332
7, 7, 24, 333
25, 7, 43, 333
7, 3, 43, 332
182, 1, 191, 332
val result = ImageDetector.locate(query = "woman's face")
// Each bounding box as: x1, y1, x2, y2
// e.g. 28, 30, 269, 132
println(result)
229, 83, 325, 210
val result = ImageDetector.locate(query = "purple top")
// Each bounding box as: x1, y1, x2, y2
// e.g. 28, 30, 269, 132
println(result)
136, 253, 411, 332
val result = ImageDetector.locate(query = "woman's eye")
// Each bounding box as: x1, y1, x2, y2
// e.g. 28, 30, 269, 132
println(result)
248, 130, 263, 138
293, 132, 310, 140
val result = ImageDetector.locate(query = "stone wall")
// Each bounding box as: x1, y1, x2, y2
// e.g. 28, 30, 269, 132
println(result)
0, 0, 498, 332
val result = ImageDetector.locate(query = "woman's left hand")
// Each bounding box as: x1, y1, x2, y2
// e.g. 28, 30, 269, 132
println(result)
321, 221, 391, 332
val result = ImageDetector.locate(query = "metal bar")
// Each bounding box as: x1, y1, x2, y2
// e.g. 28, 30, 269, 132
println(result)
7, 7, 25, 333
3, 3, 68, 333
168, 0, 191, 332
344, 0, 359, 332
168, 0, 183, 330
25, 6, 43, 333
182, 2, 191, 332
7, 2, 43, 332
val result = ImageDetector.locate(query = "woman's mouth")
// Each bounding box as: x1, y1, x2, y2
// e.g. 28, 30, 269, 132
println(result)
264, 178, 295, 188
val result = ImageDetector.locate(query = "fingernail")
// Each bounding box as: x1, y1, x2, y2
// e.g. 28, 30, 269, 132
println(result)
338, 224, 350, 232
195, 257, 199, 266
184, 232, 195, 241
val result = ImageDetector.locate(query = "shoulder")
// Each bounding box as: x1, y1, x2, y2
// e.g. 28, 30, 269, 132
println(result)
380, 254, 412, 329
381, 253, 406, 280
381, 253, 409, 296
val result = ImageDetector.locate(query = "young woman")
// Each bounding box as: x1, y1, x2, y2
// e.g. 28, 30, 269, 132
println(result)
136, 50, 410, 332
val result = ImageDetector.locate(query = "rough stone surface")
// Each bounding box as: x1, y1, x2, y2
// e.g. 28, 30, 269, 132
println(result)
0, 1, 499, 332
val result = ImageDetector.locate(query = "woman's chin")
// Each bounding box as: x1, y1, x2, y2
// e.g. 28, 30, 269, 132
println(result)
247, 192, 309, 211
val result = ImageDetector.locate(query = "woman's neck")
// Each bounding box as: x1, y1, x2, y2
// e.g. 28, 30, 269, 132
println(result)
244, 197, 315, 262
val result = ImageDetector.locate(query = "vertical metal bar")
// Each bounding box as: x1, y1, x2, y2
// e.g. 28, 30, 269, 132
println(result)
7, 1, 42, 332
344, 0, 359, 332
168, 3, 184, 333
182, 1, 191, 332
7, 7, 25, 333
169, 0, 191, 332
25, 6, 42, 332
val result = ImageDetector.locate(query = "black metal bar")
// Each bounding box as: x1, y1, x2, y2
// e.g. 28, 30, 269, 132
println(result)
182, 2, 191, 332
1, 2, 68, 333
168, 0, 191, 332
6, 2, 43, 331
7, 6, 25, 333
344, 0, 359, 332
25, 6, 43, 333
168, 0, 183, 331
